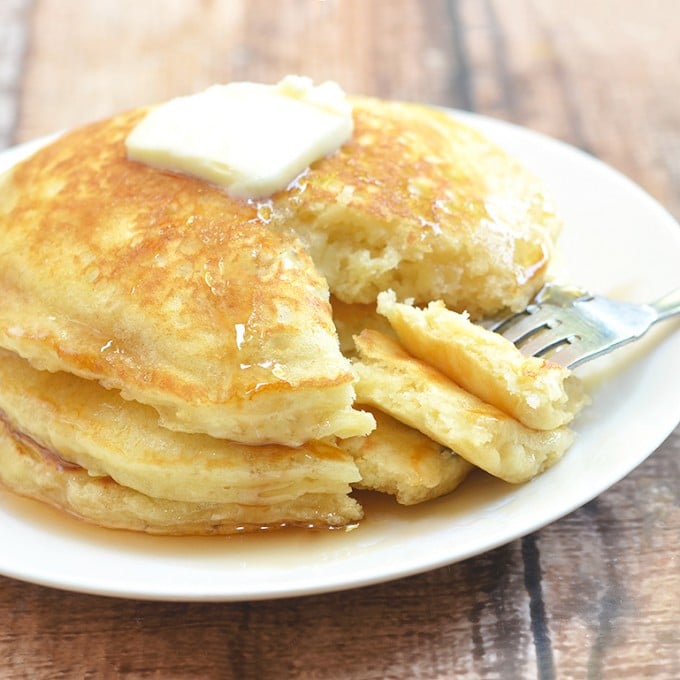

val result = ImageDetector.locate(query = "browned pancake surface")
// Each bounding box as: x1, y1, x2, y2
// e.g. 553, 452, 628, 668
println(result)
273, 96, 561, 316
0, 110, 372, 444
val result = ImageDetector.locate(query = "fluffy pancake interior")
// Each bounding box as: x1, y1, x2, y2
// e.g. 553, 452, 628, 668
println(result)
0, 110, 373, 445
352, 330, 574, 484
269, 96, 561, 318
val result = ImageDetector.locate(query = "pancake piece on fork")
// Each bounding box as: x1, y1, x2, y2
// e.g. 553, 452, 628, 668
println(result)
376, 290, 588, 430
352, 330, 575, 484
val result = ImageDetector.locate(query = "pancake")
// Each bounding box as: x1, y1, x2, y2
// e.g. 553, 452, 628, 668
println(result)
0, 109, 374, 445
352, 331, 574, 484
271, 95, 561, 317
338, 407, 472, 505
0, 348, 362, 533
376, 290, 587, 430
0, 426, 361, 535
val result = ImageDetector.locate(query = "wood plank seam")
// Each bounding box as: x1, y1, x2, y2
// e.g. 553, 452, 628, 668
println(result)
0, 0, 33, 149
522, 533, 556, 680
446, 0, 475, 111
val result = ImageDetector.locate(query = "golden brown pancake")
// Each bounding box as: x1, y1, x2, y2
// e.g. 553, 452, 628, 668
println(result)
272, 96, 561, 318
0, 425, 361, 535
338, 407, 472, 505
352, 330, 574, 484
0, 348, 362, 533
376, 290, 587, 430
0, 109, 373, 445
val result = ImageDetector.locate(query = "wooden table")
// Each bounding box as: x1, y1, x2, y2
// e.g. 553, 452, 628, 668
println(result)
1, 2, 678, 677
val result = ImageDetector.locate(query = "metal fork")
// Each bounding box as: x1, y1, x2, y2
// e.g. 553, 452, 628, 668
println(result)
485, 283, 680, 368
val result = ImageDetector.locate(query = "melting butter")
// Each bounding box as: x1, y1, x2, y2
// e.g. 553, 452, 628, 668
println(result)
125, 76, 353, 199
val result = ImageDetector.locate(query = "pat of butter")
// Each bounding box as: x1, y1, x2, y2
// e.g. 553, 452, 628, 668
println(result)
125, 76, 353, 199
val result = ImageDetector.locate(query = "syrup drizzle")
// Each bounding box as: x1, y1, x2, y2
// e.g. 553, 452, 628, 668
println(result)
0, 408, 81, 471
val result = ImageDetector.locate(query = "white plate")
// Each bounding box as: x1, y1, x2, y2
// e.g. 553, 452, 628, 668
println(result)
1, 112, 679, 601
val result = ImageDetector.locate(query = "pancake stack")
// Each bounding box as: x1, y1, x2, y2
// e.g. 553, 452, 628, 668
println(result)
0, 84, 584, 534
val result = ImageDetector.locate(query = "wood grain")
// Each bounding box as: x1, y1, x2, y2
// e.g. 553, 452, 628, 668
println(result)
1, 1, 679, 678
0, 0, 31, 149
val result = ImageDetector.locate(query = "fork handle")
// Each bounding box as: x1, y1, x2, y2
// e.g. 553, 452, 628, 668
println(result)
650, 287, 680, 322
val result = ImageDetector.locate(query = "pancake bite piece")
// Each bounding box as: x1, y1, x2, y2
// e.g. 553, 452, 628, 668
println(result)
338, 407, 472, 505
352, 330, 574, 484
376, 290, 588, 430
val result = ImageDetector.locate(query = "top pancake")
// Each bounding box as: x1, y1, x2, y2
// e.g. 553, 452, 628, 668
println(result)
0, 109, 373, 445
270, 96, 562, 317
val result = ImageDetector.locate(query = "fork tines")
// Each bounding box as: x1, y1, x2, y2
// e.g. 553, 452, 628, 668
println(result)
487, 305, 581, 360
